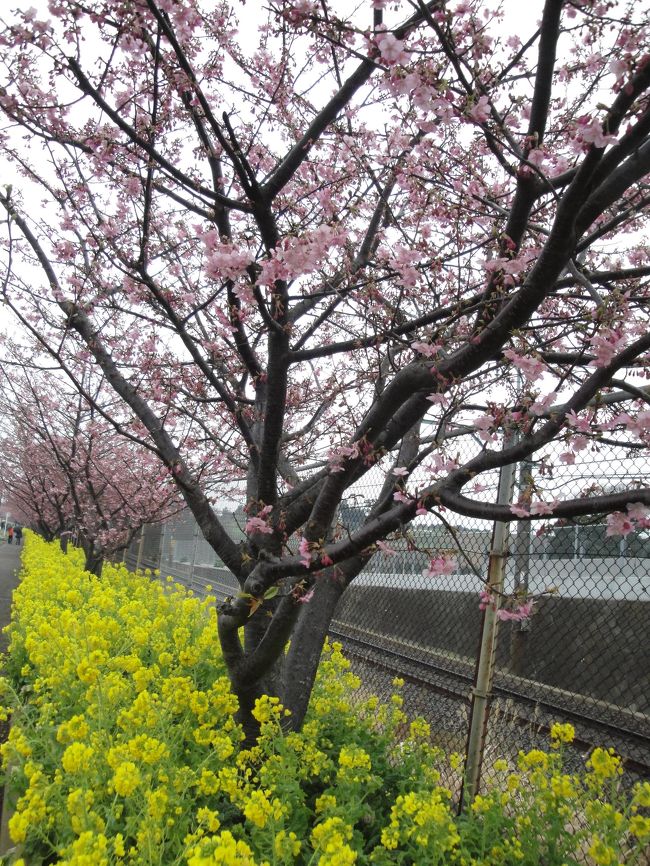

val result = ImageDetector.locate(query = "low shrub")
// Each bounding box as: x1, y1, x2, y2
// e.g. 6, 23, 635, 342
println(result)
0, 534, 647, 865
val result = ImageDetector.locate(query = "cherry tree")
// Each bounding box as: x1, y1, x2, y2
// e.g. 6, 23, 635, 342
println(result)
0, 421, 72, 542
0, 0, 649, 736
0, 361, 181, 574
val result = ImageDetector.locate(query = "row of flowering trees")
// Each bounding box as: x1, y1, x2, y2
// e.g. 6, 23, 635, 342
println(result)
0, 0, 649, 737
0, 359, 180, 574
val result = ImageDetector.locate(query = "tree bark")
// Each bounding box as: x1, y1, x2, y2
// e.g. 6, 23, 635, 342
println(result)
282, 573, 347, 730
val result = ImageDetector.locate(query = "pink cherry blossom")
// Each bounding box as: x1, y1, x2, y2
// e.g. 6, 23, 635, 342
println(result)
576, 116, 617, 149
205, 247, 252, 282
245, 516, 273, 534
608, 58, 628, 81
469, 95, 490, 123
605, 512, 634, 537
627, 503, 650, 525
567, 410, 592, 433
479, 590, 495, 611
429, 453, 459, 474
496, 600, 535, 621
589, 329, 626, 367
530, 501, 557, 516
503, 349, 546, 382
422, 554, 457, 578
376, 539, 396, 556
296, 587, 315, 604
412, 341, 441, 358
431, 97, 455, 123
473, 413, 497, 442
526, 148, 547, 168
299, 537, 312, 567
376, 32, 411, 66
529, 393, 557, 416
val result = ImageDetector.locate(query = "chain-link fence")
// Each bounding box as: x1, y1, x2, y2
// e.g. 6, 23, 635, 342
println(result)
125, 433, 650, 798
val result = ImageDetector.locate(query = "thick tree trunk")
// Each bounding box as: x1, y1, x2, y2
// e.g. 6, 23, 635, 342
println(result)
79, 536, 104, 576
84, 551, 104, 577
243, 612, 284, 699
59, 530, 72, 552
234, 680, 267, 748
281, 574, 347, 731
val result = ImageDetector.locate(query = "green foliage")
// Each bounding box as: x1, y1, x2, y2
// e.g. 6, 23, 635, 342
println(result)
0, 535, 648, 865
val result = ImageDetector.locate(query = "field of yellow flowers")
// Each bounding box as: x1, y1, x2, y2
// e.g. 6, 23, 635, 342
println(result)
0, 533, 647, 865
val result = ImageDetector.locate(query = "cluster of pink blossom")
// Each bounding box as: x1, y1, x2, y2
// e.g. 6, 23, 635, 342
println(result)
244, 504, 273, 535
528, 392, 557, 416
589, 328, 627, 367
283, 0, 318, 23
605, 409, 650, 443
526, 147, 547, 169
295, 586, 315, 604
502, 349, 547, 383
390, 487, 428, 516
566, 409, 593, 434
573, 115, 618, 151
375, 31, 411, 67
411, 341, 441, 358
473, 412, 498, 442
328, 443, 359, 473
479, 590, 535, 621
422, 553, 457, 578
428, 452, 459, 475
299, 537, 312, 568
244, 516, 273, 535
510, 500, 558, 518
605, 503, 650, 537
468, 94, 490, 123
257, 225, 345, 286
202, 233, 253, 282
385, 244, 422, 288
385, 71, 456, 125
496, 600, 535, 621
484, 248, 537, 285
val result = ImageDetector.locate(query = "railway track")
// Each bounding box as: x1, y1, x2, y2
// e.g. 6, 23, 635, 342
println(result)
329, 625, 650, 778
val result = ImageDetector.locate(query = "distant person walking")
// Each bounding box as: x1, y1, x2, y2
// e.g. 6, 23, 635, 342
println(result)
7, 526, 13, 545
15, 526, 22, 546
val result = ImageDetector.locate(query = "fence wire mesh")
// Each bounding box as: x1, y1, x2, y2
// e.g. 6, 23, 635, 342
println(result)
125, 432, 650, 798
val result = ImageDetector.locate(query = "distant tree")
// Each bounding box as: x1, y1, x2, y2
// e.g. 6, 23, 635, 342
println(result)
1, 0, 649, 737
0, 363, 181, 574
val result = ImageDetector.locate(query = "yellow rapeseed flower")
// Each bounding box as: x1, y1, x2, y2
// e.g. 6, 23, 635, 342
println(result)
112, 761, 141, 797
587, 748, 623, 781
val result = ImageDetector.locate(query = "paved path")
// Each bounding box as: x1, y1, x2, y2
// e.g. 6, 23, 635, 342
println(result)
0, 542, 21, 654
0, 542, 20, 849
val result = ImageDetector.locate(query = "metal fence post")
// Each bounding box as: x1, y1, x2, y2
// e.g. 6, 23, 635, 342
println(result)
159, 521, 168, 577
135, 527, 146, 572
461, 453, 517, 809
510, 458, 533, 675
189, 520, 200, 591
